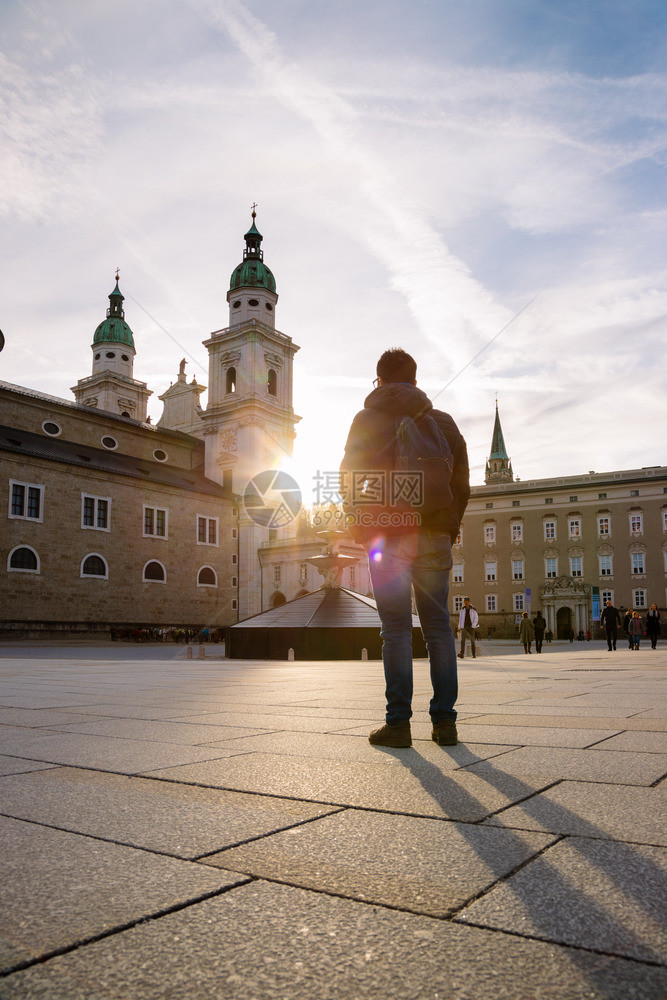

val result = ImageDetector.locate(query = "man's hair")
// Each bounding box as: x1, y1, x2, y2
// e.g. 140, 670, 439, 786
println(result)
376, 348, 417, 383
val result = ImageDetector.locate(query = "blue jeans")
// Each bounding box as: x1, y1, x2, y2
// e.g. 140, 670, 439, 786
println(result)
367, 530, 457, 725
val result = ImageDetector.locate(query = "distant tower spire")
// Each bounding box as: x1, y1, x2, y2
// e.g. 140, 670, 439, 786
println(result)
485, 399, 514, 484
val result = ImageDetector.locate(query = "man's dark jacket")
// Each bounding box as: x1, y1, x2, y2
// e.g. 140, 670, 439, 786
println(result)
340, 383, 470, 540
601, 605, 621, 629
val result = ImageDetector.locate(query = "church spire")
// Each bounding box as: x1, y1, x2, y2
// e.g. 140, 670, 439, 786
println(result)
485, 400, 514, 484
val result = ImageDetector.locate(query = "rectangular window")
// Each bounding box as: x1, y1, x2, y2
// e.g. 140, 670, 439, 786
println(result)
568, 518, 581, 539
663, 511, 667, 531
512, 500, 520, 507
485, 561, 497, 582
232, 599, 238, 611
82, 495, 110, 530
9, 481, 44, 521
273, 565, 281, 583
300, 562, 308, 584
544, 521, 556, 540
511, 523, 523, 542
513, 593, 525, 612
485, 502, 493, 509
630, 513, 643, 534
453, 564, 464, 584
484, 524, 496, 543
232, 553, 237, 564
545, 558, 558, 578
349, 565, 356, 589
486, 594, 497, 612
631, 552, 645, 575
598, 493, 607, 499
599, 554, 612, 576
598, 516, 610, 536
570, 556, 583, 577
570, 495, 578, 502
512, 559, 524, 580
601, 589, 613, 605
197, 515, 219, 546
633, 589, 646, 609
630, 490, 639, 497
143, 506, 168, 538
231, 576, 237, 588
545, 497, 553, 504
453, 596, 464, 612
232, 528, 238, 538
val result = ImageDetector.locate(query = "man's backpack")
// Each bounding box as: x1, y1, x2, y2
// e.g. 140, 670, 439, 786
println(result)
393, 412, 453, 516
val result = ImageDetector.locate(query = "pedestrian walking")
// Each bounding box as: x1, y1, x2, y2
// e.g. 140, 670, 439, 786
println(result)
533, 612, 546, 653
646, 604, 661, 649
519, 612, 534, 654
458, 597, 479, 659
628, 611, 644, 650
600, 599, 621, 651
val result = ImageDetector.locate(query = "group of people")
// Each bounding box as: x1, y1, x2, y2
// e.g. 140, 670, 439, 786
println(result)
601, 600, 661, 651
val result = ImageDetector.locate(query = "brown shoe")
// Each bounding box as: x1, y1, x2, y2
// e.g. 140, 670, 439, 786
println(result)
431, 719, 458, 746
368, 721, 412, 748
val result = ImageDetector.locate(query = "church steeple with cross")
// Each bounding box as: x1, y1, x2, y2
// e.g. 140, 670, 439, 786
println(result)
202, 208, 301, 618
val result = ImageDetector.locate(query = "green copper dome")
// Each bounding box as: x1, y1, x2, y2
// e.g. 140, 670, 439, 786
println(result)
93, 277, 135, 348
229, 212, 276, 293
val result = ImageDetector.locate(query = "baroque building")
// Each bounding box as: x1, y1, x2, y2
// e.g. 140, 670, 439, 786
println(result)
0, 212, 302, 634
451, 405, 667, 638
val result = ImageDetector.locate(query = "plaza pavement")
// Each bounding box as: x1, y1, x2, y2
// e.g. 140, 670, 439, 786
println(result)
0, 638, 665, 999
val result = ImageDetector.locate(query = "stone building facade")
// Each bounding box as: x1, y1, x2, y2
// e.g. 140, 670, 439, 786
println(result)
0, 211, 299, 634
451, 407, 667, 638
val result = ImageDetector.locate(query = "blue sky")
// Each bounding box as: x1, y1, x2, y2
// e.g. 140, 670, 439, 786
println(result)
1, 0, 665, 501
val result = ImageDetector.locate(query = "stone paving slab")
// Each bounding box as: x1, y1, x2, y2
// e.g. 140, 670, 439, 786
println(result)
47, 717, 272, 744
463, 712, 667, 731
202, 730, 516, 765
205, 808, 556, 916
590, 731, 667, 753
0, 709, 118, 727
145, 750, 553, 821
459, 702, 649, 717
482, 780, 667, 845
462, 745, 667, 785
0, 814, 245, 973
0, 754, 58, 776
1, 881, 665, 1000
167, 710, 381, 732
0, 731, 245, 774
457, 837, 667, 964
0, 767, 340, 858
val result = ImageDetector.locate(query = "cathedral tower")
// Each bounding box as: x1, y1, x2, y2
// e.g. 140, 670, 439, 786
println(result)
202, 210, 301, 618
72, 275, 151, 421
485, 400, 514, 484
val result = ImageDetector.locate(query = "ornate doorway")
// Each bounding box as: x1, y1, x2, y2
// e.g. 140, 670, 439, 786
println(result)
556, 606, 572, 639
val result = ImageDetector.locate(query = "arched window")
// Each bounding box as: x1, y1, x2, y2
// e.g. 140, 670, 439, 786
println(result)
81, 554, 108, 578
197, 566, 217, 587
226, 367, 236, 394
8, 546, 39, 573
267, 368, 277, 396
143, 560, 166, 583
271, 591, 286, 608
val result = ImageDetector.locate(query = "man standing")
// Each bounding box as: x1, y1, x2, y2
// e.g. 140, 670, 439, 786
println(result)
340, 348, 470, 748
458, 597, 478, 659
600, 599, 621, 651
